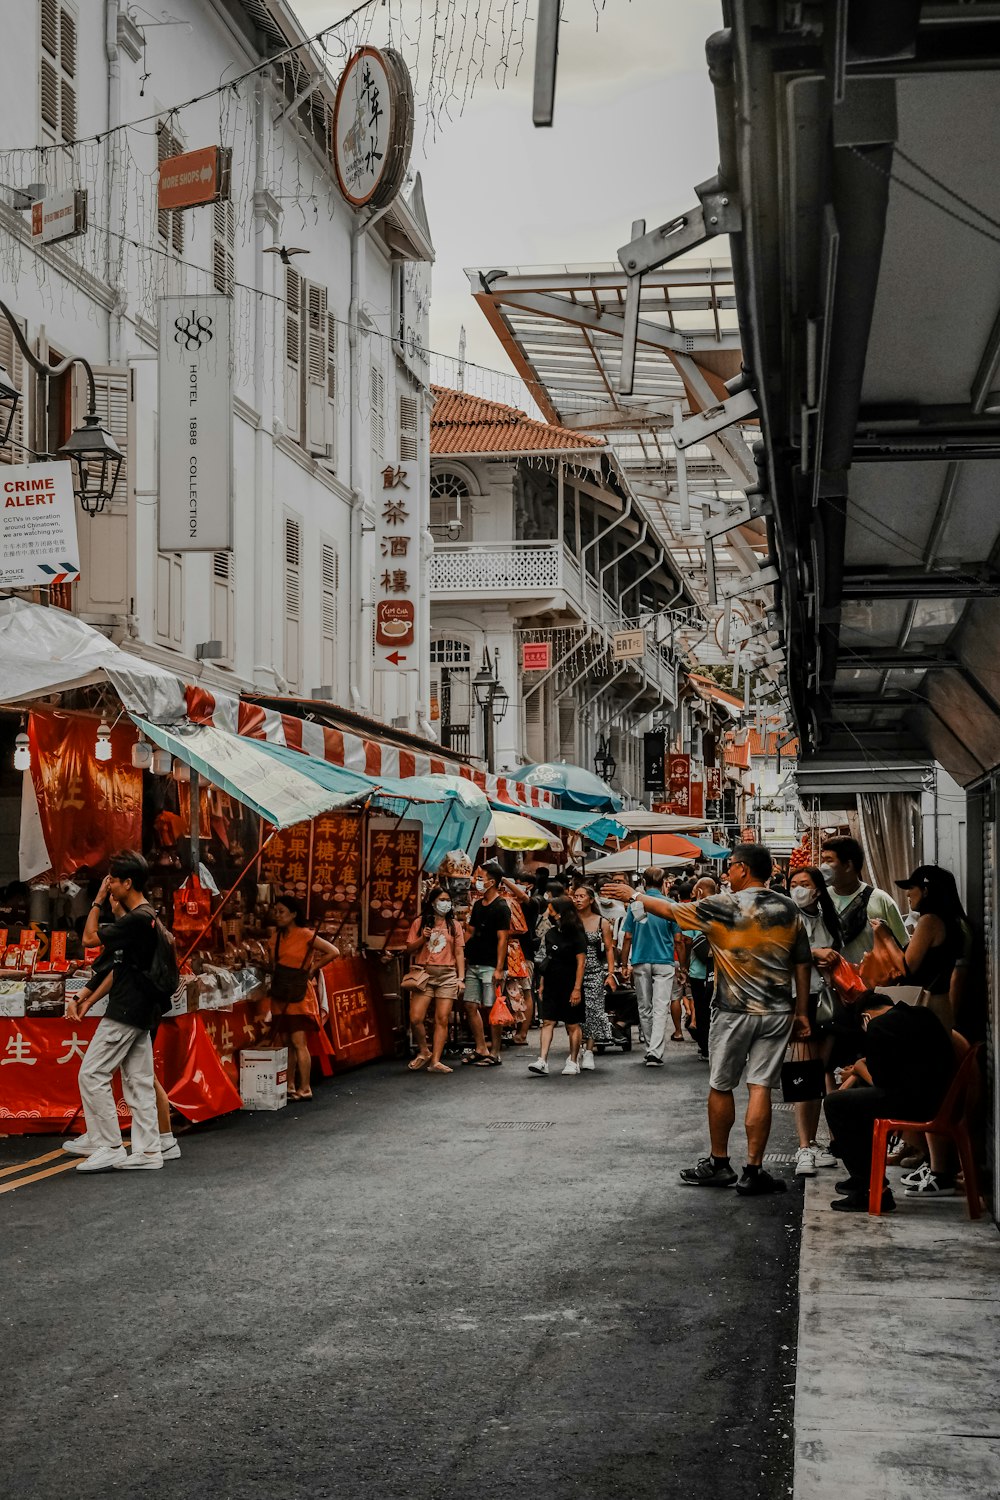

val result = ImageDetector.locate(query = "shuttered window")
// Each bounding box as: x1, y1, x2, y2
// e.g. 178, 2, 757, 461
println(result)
284, 265, 302, 440
370, 361, 385, 462
321, 539, 337, 686
211, 550, 234, 665
212, 200, 235, 295
0, 315, 26, 465
399, 393, 418, 463
40, 0, 77, 147
157, 119, 185, 254
283, 514, 301, 686
76, 366, 129, 510
155, 554, 184, 648
304, 281, 329, 455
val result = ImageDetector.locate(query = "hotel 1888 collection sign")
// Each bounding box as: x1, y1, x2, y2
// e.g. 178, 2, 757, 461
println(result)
332, 47, 414, 210
158, 294, 233, 552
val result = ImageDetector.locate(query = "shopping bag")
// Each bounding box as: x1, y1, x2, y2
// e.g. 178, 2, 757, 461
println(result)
489, 991, 515, 1026
780, 1043, 825, 1102
859, 921, 907, 989
828, 955, 868, 1005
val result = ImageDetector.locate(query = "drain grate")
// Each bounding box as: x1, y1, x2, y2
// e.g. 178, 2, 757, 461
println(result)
764, 1152, 799, 1166
487, 1121, 554, 1131
772, 1102, 795, 1112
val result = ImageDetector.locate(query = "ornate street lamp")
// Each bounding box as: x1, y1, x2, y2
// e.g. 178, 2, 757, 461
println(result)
594, 737, 616, 783
0, 362, 20, 449
472, 649, 507, 772
0, 300, 123, 514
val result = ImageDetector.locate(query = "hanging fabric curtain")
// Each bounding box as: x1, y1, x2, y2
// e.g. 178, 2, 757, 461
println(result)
855, 792, 923, 895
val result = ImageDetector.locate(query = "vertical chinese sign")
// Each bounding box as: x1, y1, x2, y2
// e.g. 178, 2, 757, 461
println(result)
363, 816, 422, 950
375, 460, 417, 669
706, 766, 723, 803
258, 811, 364, 952
666, 752, 692, 815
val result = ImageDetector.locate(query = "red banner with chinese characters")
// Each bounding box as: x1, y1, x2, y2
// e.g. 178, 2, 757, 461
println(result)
690, 780, 704, 819
323, 955, 389, 1067
666, 752, 691, 815
706, 766, 723, 801
364, 816, 422, 950
28, 711, 142, 880
259, 811, 364, 944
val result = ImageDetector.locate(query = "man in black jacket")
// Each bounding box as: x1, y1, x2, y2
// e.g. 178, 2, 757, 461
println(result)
823, 994, 955, 1212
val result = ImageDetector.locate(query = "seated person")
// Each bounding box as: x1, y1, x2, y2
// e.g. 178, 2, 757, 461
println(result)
823, 993, 955, 1213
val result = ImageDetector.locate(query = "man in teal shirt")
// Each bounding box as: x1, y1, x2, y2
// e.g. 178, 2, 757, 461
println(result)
818, 837, 908, 962
620, 867, 680, 1066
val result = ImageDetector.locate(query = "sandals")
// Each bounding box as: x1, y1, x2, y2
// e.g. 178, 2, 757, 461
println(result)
471, 1053, 501, 1067
408, 1055, 431, 1071
426, 1062, 453, 1074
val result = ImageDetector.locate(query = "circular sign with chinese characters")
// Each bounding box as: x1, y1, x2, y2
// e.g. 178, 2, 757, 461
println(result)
332, 47, 414, 210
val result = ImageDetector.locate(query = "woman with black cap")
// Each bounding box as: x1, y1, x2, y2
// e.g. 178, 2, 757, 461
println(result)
890, 864, 970, 1032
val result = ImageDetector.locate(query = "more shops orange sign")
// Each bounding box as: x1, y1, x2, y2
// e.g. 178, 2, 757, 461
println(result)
158, 145, 231, 211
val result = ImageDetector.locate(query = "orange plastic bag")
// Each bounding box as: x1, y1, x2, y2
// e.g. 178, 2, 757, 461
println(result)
860, 922, 907, 989
489, 991, 515, 1026
829, 956, 868, 1005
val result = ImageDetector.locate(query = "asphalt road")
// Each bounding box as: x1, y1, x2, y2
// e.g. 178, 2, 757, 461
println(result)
1, 1035, 802, 1500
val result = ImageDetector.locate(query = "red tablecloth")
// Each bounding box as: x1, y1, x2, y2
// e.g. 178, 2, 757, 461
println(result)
0, 956, 390, 1135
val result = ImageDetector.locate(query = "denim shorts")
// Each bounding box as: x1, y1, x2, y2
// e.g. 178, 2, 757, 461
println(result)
463, 964, 496, 1009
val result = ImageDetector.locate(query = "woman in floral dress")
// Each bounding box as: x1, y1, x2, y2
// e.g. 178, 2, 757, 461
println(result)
572, 885, 617, 1070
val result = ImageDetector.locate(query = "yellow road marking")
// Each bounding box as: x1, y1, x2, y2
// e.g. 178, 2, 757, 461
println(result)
0, 1159, 80, 1193
0, 1149, 66, 1178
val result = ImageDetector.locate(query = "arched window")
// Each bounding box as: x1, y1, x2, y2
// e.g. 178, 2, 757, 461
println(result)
429, 469, 469, 537
429, 637, 472, 666
429, 638, 472, 754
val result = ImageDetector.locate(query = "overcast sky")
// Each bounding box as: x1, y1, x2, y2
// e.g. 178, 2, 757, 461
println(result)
295, 0, 724, 396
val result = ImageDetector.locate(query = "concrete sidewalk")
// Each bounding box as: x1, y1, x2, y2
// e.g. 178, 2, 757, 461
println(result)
794, 1171, 1000, 1499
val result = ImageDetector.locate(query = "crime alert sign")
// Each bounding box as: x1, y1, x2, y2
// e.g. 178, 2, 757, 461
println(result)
0, 462, 80, 587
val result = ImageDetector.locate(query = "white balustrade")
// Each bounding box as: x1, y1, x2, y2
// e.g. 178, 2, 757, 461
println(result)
429, 541, 563, 595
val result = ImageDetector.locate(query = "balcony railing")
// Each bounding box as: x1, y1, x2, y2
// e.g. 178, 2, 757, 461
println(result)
429, 540, 565, 595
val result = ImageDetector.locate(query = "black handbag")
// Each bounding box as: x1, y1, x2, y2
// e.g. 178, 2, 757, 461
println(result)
270, 931, 315, 1005
780, 1041, 825, 1102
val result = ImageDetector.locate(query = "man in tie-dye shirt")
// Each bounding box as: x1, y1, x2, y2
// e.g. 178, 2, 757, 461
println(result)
605, 843, 811, 1196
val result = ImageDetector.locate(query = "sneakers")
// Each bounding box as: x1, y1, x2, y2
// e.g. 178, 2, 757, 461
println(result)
679, 1156, 738, 1188
528, 1058, 549, 1076
75, 1144, 128, 1173
561, 1058, 581, 1076
904, 1169, 955, 1197
813, 1143, 837, 1169
832, 1189, 895, 1213
61, 1135, 96, 1157
114, 1151, 164, 1171
644, 1052, 663, 1067
160, 1135, 182, 1161
901, 1161, 931, 1189
736, 1167, 787, 1196
579, 1051, 596, 1072
795, 1146, 817, 1177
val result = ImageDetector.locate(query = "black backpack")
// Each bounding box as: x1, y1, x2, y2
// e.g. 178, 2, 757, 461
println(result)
140, 910, 181, 1012
839, 885, 873, 948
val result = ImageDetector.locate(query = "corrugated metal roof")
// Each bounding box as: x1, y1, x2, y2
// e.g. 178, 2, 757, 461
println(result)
430, 385, 606, 458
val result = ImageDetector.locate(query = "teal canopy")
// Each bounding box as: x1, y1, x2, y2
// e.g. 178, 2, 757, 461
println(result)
492, 801, 626, 849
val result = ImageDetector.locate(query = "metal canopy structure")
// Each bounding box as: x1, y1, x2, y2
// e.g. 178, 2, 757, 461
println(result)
712, 1, 1000, 786
467, 260, 783, 675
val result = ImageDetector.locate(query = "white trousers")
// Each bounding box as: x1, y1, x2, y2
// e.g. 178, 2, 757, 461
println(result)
77, 1017, 160, 1154
632, 963, 676, 1060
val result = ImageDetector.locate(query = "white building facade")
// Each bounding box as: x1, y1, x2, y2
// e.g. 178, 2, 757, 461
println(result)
0, 0, 433, 731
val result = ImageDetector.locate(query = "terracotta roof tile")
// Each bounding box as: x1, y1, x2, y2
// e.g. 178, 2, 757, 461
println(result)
430, 385, 606, 458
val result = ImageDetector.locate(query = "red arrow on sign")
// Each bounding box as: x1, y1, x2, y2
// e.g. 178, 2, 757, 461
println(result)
385, 650, 407, 665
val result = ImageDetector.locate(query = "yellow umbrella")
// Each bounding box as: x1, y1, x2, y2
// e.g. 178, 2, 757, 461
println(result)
483, 808, 561, 851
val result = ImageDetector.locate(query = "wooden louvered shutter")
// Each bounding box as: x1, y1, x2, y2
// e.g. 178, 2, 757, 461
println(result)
283, 514, 302, 687
399, 394, 418, 463
284, 265, 302, 440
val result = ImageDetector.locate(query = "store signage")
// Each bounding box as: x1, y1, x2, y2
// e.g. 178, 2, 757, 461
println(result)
259, 811, 363, 948
364, 816, 422, 951
643, 730, 666, 792
333, 47, 414, 209
523, 641, 551, 672
667, 752, 691, 815
612, 628, 646, 660
30, 188, 87, 245
158, 294, 232, 552
706, 766, 723, 801
0, 462, 80, 588
375, 461, 418, 663
157, 145, 231, 212
690, 780, 705, 819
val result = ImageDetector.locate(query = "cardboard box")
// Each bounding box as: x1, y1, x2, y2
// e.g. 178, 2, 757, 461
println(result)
239, 1048, 288, 1111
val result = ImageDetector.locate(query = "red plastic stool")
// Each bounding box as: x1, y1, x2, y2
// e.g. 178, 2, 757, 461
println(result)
869, 1043, 982, 1218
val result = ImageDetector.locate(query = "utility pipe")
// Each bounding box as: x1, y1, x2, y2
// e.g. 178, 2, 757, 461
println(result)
599, 518, 647, 618
618, 545, 665, 610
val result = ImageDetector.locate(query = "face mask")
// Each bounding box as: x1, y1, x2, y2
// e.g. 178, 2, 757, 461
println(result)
473, 880, 486, 893
790, 886, 815, 908
819, 864, 836, 885
434, 900, 452, 915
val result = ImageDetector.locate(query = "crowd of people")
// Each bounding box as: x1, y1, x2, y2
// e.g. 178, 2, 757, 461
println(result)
403, 837, 980, 1212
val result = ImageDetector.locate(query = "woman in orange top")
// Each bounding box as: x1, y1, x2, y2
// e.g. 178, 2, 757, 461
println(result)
270, 896, 339, 1101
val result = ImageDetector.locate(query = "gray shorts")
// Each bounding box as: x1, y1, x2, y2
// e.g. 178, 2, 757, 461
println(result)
708, 1009, 794, 1092
464, 964, 496, 1009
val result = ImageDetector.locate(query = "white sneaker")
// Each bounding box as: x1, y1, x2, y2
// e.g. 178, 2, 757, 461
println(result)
904, 1170, 955, 1197
580, 1051, 596, 1072
160, 1135, 182, 1161
61, 1136, 96, 1157
528, 1058, 549, 1076
795, 1146, 817, 1176
561, 1058, 581, 1076
114, 1151, 164, 1171
901, 1161, 932, 1189
812, 1144, 837, 1169
76, 1145, 128, 1173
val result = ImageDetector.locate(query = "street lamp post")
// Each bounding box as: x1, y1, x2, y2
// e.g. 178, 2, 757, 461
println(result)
0, 300, 124, 514
472, 648, 508, 774
594, 735, 617, 784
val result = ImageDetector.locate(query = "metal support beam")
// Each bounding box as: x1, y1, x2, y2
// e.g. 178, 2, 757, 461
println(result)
496, 288, 741, 358
840, 566, 1000, 599
672, 387, 759, 449
532, 0, 559, 127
